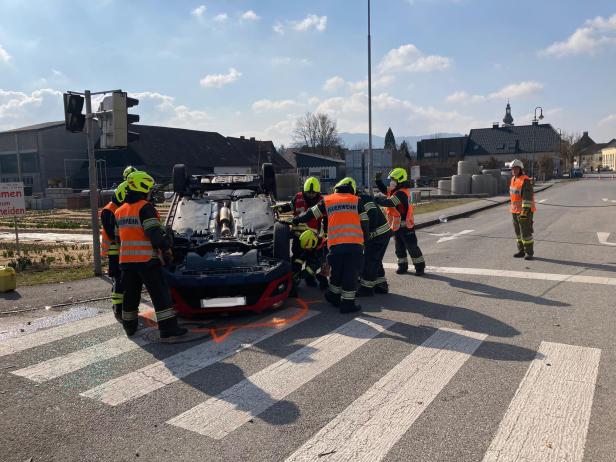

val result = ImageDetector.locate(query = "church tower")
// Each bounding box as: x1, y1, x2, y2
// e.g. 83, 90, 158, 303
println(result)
502, 101, 514, 127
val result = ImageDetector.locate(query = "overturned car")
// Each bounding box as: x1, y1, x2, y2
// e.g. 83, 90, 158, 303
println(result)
163, 164, 292, 315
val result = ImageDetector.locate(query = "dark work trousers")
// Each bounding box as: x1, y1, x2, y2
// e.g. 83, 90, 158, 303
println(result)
360, 235, 391, 290
121, 259, 178, 331
327, 250, 363, 307
394, 227, 425, 271
291, 236, 303, 273
108, 255, 124, 319
291, 246, 326, 292
512, 212, 534, 256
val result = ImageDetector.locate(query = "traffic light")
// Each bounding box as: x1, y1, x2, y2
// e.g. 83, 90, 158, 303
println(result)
63, 93, 86, 132
98, 91, 140, 149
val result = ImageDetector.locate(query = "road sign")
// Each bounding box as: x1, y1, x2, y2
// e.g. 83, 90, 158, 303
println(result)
0, 182, 26, 217
410, 166, 420, 180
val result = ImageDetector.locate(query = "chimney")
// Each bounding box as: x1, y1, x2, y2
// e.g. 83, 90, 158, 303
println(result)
583, 131, 588, 137
250, 137, 256, 142
492, 122, 499, 129
240, 135, 245, 140
532, 120, 539, 126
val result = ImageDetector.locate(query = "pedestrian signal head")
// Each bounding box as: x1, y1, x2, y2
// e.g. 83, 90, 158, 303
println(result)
123, 165, 137, 180
334, 177, 357, 194
114, 181, 129, 204
299, 229, 318, 250
127, 171, 155, 194
303, 177, 321, 194
387, 167, 408, 183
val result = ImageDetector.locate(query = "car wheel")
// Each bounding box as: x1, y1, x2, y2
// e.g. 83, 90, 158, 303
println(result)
273, 222, 290, 261
262, 163, 277, 199
173, 164, 188, 194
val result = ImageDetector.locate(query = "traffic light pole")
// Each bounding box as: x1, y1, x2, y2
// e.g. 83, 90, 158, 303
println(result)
84, 90, 102, 276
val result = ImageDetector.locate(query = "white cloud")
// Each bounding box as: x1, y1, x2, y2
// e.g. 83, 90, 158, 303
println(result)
291, 14, 327, 32
213, 13, 228, 23
270, 56, 311, 66
252, 99, 300, 112
273, 22, 285, 35
378, 44, 452, 74
0, 45, 11, 64
199, 68, 242, 88
130, 91, 210, 127
446, 81, 544, 104
191, 5, 207, 18
540, 14, 616, 57
347, 75, 395, 91
240, 10, 259, 21
0, 88, 63, 130
599, 114, 616, 126
323, 76, 345, 92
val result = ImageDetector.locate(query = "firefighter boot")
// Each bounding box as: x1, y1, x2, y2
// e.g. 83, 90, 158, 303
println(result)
113, 305, 123, 323
316, 274, 329, 290
324, 289, 341, 306
514, 238, 525, 257
356, 285, 374, 297
159, 317, 188, 342
123, 319, 138, 337
340, 299, 361, 314
304, 274, 318, 287
524, 242, 534, 260
396, 263, 408, 274
374, 283, 389, 294
414, 262, 426, 276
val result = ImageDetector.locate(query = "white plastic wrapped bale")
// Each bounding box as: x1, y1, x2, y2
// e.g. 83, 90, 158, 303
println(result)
451, 174, 472, 195
437, 179, 452, 196
457, 161, 476, 175
471, 175, 489, 194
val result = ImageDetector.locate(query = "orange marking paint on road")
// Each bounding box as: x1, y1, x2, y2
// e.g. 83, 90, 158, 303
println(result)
302, 299, 323, 305
139, 308, 158, 328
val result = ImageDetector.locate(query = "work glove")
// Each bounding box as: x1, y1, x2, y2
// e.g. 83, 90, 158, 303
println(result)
519, 209, 529, 221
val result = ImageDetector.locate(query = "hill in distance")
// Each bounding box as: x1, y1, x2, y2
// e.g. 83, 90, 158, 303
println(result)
339, 132, 463, 152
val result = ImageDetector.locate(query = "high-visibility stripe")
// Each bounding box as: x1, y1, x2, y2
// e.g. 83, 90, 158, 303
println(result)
122, 311, 138, 321
167, 317, 395, 439
389, 195, 400, 205
328, 224, 363, 232
119, 240, 152, 247
371, 223, 391, 238
155, 308, 176, 322
121, 249, 157, 257
80, 308, 318, 406
482, 342, 601, 462
341, 290, 356, 300
328, 285, 341, 294
412, 256, 425, 264
397, 257, 408, 264
360, 278, 376, 288
311, 205, 322, 219
285, 328, 486, 462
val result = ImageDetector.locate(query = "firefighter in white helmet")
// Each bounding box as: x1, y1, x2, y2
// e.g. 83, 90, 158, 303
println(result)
509, 159, 536, 260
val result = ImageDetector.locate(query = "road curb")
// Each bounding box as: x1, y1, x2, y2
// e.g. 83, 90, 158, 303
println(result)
414, 183, 554, 230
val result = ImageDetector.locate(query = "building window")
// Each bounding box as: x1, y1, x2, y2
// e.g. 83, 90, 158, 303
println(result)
20, 153, 38, 173
22, 176, 34, 186
448, 151, 457, 157
320, 168, 330, 179
0, 154, 18, 174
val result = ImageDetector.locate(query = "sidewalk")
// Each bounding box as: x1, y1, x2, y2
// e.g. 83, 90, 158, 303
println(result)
414, 182, 554, 229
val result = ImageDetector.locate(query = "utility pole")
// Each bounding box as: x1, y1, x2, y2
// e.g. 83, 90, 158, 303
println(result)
367, 0, 374, 194
84, 90, 102, 276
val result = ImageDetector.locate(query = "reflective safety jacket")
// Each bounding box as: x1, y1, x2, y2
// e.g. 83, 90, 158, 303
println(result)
510, 175, 536, 214
115, 200, 158, 264
385, 187, 414, 231
100, 202, 119, 257
292, 192, 322, 233
358, 194, 393, 240
323, 193, 364, 248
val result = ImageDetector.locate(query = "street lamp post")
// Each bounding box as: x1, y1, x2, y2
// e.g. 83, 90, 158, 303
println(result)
366, 0, 373, 194
531, 106, 544, 179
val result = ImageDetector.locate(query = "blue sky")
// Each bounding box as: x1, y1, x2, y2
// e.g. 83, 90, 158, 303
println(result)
1, 0, 616, 145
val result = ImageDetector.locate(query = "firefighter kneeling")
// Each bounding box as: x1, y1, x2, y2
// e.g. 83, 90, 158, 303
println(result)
294, 177, 369, 313
115, 171, 187, 340
293, 229, 328, 292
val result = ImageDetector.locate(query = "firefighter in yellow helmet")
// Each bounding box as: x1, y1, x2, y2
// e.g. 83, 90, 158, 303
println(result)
509, 159, 536, 260
293, 177, 369, 313
291, 229, 329, 293
123, 165, 137, 180
100, 181, 128, 321
274, 177, 325, 293
375, 167, 425, 275
115, 171, 187, 340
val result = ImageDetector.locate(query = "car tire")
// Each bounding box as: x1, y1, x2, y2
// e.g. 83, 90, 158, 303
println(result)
273, 222, 290, 262
173, 164, 188, 194
262, 163, 277, 199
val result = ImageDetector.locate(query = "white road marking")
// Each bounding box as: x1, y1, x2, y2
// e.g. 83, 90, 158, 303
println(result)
80, 308, 317, 406
0, 312, 116, 358
601, 198, 608, 202
436, 229, 474, 243
384, 264, 616, 286
11, 331, 154, 383
285, 328, 486, 462
538, 198, 547, 203
597, 232, 616, 246
482, 341, 601, 462
167, 317, 395, 439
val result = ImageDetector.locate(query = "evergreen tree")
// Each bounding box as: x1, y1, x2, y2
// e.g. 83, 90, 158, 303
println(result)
384, 128, 396, 150
399, 140, 411, 159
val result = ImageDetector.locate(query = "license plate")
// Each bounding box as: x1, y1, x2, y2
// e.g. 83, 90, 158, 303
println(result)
200, 296, 247, 308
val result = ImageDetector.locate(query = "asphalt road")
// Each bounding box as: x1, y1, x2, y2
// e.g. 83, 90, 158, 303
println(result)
1, 179, 615, 462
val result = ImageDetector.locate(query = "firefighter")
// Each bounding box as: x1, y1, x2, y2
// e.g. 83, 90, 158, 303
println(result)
357, 192, 393, 296
293, 177, 369, 313
375, 168, 425, 275
100, 181, 128, 321
293, 229, 329, 292
509, 159, 536, 260
115, 171, 188, 340
274, 177, 324, 291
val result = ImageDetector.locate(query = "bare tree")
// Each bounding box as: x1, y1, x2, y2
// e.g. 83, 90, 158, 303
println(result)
293, 112, 341, 157
559, 131, 582, 172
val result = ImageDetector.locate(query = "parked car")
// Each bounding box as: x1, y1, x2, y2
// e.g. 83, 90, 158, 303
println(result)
162, 163, 292, 315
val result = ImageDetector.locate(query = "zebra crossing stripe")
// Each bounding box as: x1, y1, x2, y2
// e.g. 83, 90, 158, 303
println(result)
0, 312, 117, 358
166, 316, 395, 439
482, 341, 601, 462
80, 308, 318, 406
285, 328, 486, 462
11, 330, 155, 383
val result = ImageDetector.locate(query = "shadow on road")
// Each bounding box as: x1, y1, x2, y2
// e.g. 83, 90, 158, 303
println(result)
425, 273, 570, 308
531, 256, 616, 273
